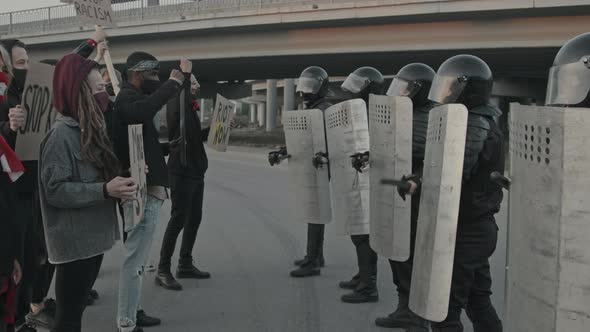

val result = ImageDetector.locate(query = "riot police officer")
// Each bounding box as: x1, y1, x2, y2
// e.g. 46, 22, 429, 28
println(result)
404, 55, 504, 332
290, 66, 332, 278
545, 32, 590, 108
339, 66, 385, 303
375, 63, 436, 331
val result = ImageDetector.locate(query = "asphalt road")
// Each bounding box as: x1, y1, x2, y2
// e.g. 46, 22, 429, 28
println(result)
44, 147, 508, 332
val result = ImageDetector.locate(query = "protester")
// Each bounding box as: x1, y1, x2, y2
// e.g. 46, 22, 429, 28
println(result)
39, 53, 137, 332
0, 48, 23, 332
155, 73, 211, 291
113, 52, 190, 332
0, 46, 10, 105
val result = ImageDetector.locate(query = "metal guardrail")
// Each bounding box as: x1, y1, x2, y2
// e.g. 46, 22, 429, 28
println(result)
0, 0, 350, 36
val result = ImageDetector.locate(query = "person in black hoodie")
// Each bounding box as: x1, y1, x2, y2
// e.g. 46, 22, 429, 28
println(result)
155, 73, 212, 290
113, 52, 189, 332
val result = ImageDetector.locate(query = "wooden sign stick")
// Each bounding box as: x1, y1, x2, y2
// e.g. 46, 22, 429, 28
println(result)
95, 25, 121, 96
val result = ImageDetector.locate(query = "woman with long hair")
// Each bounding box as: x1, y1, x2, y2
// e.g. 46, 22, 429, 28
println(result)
38, 54, 137, 332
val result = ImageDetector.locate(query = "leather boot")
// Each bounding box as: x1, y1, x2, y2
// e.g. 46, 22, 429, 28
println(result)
375, 295, 429, 330
341, 275, 379, 303
338, 273, 360, 289
177, 260, 211, 279
155, 271, 183, 291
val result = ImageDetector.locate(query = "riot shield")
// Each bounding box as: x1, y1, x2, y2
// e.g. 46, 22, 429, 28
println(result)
505, 104, 590, 332
283, 109, 332, 224
325, 99, 370, 235
409, 104, 468, 322
368, 95, 413, 261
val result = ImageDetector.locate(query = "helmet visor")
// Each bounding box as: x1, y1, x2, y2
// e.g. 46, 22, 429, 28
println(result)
341, 73, 369, 94
546, 60, 590, 106
387, 77, 422, 98
428, 74, 467, 104
296, 77, 322, 94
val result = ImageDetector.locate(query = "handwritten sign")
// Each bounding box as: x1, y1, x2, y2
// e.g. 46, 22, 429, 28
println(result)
15, 63, 57, 161
61, 0, 116, 27
126, 124, 147, 230
207, 94, 235, 152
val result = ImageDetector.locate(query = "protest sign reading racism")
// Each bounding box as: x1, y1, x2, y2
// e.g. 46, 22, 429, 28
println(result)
15, 63, 57, 161
207, 94, 235, 152
126, 124, 147, 230
61, 0, 116, 27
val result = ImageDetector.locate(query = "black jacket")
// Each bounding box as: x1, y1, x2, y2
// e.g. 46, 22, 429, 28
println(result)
167, 85, 209, 177
113, 80, 182, 187
458, 105, 505, 222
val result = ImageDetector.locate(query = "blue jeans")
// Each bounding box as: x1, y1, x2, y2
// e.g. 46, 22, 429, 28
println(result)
117, 195, 163, 331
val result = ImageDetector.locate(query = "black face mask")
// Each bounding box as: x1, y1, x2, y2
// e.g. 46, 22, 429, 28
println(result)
105, 83, 115, 97
12, 68, 27, 92
141, 79, 162, 95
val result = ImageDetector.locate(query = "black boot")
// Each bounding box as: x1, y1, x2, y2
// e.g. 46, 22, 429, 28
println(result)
375, 295, 429, 330
294, 256, 310, 267
155, 271, 183, 291
290, 258, 321, 278
176, 260, 211, 279
136, 309, 161, 327
341, 278, 379, 303
338, 273, 360, 289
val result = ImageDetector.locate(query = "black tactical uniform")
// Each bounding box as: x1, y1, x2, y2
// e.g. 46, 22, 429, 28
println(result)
339, 67, 385, 303
427, 54, 504, 332
375, 63, 436, 331
271, 66, 332, 278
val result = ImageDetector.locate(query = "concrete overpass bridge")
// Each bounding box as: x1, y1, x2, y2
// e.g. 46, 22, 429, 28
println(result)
2, 0, 590, 128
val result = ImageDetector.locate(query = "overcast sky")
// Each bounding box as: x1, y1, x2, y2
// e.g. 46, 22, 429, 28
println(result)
1, 0, 64, 13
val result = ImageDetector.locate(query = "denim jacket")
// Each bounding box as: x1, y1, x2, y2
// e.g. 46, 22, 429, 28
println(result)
38, 114, 120, 264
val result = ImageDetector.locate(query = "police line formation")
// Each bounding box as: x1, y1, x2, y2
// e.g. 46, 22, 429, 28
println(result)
0, 27, 588, 332
269, 31, 590, 332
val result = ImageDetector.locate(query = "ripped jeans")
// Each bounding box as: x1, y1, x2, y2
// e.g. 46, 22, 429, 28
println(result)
117, 195, 163, 332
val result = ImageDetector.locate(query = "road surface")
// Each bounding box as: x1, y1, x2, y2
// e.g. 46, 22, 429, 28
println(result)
46, 147, 507, 332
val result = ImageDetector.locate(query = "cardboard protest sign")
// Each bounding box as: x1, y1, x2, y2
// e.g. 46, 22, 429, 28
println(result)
207, 94, 235, 152
61, 0, 116, 27
126, 124, 147, 230
15, 63, 57, 161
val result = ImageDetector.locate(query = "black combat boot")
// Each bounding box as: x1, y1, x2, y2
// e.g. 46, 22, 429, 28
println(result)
177, 259, 211, 279
341, 275, 379, 303
338, 273, 360, 289
290, 259, 321, 278
375, 295, 429, 330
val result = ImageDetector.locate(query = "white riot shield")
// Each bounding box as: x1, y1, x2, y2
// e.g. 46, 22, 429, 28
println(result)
283, 109, 332, 224
505, 104, 590, 332
325, 99, 370, 235
409, 104, 468, 322
368, 95, 413, 261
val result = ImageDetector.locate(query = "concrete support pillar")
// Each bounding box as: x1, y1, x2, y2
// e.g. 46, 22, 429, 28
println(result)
266, 79, 278, 132
258, 103, 266, 127
283, 78, 295, 112
250, 104, 257, 123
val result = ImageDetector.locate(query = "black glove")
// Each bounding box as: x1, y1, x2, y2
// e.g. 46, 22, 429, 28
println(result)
350, 151, 370, 173
268, 146, 289, 166
312, 152, 329, 169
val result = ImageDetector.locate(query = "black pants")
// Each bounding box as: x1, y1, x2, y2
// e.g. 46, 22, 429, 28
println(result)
15, 192, 55, 322
159, 174, 205, 271
350, 234, 377, 286
305, 223, 325, 260
389, 219, 419, 301
51, 254, 103, 332
432, 216, 502, 332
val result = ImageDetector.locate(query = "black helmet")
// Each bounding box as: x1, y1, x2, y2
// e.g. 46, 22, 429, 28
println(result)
546, 32, 590, 107
387, 63, 435, 106
428, 54, 492, 109
341, 67, 385, 99
296, 66, 329, 97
